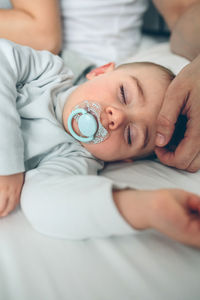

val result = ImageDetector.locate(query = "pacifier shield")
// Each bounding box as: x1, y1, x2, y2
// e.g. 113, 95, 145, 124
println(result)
69, 100, 109, 144
78, 113, 97, 137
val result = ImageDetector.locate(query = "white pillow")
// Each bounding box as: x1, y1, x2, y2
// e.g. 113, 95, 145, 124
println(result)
121, 41, 189, 74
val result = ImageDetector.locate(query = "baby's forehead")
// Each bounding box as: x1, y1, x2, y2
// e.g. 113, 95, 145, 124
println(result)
117, 62, 174, 82
115, 63, 157, 81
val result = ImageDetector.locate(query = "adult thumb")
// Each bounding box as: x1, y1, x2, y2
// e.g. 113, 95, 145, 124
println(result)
155, 78, 188, 147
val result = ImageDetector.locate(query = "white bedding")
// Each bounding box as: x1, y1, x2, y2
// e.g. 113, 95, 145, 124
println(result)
1, 42, 200, 300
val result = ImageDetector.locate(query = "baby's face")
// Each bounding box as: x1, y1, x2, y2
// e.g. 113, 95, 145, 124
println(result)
63, 63, 171, 161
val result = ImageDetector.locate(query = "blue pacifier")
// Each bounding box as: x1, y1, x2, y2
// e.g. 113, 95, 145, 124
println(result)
68, 108, 97, 142
67, 101, 109, 144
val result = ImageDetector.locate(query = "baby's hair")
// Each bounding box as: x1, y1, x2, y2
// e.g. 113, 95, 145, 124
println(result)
117, 61, 175, 82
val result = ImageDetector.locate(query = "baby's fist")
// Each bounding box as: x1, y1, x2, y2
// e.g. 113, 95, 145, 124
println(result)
0, 172, 24, 217
150, 189, 200, 247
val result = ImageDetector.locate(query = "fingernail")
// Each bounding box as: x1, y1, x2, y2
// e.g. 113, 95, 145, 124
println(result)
156, 133, 165, 146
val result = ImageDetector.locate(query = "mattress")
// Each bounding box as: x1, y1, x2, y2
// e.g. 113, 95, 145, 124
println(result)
1, 42, 200, 300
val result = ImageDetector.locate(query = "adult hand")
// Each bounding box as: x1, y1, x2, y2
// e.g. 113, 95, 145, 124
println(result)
155, 54, 200, 172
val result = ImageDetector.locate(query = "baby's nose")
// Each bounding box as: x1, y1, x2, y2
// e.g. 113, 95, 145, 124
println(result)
105, 106, 125, 130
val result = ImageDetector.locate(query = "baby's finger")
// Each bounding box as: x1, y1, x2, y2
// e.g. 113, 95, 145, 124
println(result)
187, 193, 200, 212
1, 195, 19, 217
0, 195, 8, 216
184, 218, 200, 247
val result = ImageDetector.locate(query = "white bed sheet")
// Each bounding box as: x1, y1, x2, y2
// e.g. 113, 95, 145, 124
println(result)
1, 42, 200, 300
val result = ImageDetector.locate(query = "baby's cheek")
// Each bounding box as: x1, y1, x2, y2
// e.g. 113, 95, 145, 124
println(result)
82, 143, 107, 160
82, 138, 118, 161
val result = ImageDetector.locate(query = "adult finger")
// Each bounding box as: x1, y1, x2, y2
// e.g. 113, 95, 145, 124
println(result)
186, 151, 200, 173
154, 146, 177, 168
156, 77, 189, 147
155, 136, 198, 170
155, 113, 200, 170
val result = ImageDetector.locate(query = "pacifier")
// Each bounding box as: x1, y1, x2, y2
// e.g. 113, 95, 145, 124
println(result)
68, 101, 109, 143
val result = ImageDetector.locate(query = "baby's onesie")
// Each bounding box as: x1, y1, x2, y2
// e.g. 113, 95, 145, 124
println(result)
0, 39, 133, 239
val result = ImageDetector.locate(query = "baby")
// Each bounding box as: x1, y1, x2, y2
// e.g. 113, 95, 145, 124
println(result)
0, 39, 200, 247
64, 61, 175, 161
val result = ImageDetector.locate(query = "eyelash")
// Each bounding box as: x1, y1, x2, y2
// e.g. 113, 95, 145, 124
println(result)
127, 125, 132, 145
120, 85, 132, 145
120, 85, 127, 104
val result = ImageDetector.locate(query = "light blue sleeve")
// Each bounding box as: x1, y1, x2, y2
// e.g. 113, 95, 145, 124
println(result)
0, 39, 73, 175
21, 154, 134, 239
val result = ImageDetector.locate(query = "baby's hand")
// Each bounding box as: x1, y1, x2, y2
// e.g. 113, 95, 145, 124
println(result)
149, 189, 200, 247
0, 173, 24, 217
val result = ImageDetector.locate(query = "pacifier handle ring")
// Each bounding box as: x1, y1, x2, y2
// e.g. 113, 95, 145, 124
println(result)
68, 108, 94, 143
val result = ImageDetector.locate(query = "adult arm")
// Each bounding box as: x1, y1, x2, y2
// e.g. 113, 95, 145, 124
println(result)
153, 0, 200, 60
0, 0, 62, 54
152, 0, 200, 172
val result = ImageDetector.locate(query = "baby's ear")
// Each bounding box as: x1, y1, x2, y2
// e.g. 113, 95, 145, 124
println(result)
86, 62, 115, 80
